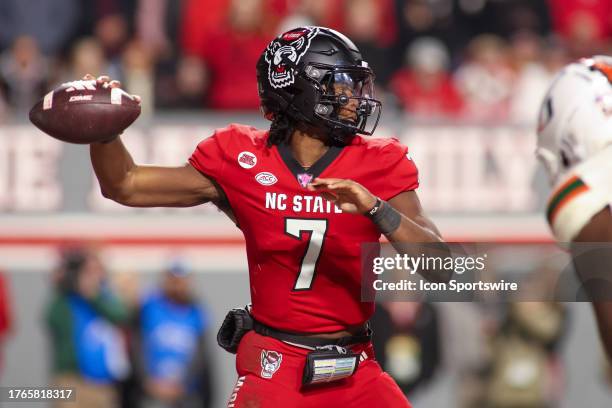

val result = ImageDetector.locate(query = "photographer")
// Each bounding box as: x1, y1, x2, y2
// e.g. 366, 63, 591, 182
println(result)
130, 260, 213, 408
45, 247, 130, 408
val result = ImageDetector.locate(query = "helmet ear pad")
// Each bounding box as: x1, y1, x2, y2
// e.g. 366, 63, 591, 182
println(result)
260, 89, 290, 117
284, 75, 323, 125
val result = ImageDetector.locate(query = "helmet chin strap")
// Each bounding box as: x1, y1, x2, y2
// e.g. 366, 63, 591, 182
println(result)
294, 120, 353, 146
328, 127, 355, 146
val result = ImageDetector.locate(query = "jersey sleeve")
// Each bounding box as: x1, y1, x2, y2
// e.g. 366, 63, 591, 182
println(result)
188, 128, 229, 181
547, 147, 612, 242
377, 139, 420, 201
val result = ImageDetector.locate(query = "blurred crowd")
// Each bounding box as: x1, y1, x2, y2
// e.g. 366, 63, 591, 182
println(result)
372, 300, 568, 408
39, 249, 577, 408
44, 248, 214, 408
0, 0, 611, 125
0, 249, 612, 407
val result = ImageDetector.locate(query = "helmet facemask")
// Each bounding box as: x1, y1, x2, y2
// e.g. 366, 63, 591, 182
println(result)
305, 63, 382, 137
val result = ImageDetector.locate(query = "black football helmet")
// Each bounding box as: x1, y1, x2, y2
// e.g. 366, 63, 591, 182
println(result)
256, 26, 382, 142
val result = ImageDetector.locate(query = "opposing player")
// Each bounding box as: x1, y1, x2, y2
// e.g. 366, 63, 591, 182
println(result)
536, 56, 612, 360
89, 27, 443, 406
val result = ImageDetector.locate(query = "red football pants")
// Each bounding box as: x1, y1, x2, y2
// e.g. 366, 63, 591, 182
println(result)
227, 331, 412, 408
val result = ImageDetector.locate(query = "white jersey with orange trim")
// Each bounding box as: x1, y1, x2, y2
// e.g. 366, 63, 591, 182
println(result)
537, 56, 612, 241
546, 148, 612, 241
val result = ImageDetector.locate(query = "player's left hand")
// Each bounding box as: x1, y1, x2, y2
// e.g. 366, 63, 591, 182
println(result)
307, 177, 377, 214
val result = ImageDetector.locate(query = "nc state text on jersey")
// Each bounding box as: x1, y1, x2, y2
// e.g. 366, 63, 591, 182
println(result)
265, 192, 342, 214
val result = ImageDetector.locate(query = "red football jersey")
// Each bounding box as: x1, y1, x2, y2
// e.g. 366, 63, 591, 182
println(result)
189, 124, 419, 333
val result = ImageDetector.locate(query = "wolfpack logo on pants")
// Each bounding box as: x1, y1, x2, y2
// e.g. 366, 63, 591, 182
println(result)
264, 27, 319, 89
260, 350, 282, 379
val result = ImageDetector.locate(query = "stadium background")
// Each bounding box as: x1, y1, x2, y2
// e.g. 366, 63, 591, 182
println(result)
0, 0, 611, 406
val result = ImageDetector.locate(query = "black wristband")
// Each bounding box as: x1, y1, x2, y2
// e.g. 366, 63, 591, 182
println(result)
365, 198, 401, 235
366, 198, 383, 217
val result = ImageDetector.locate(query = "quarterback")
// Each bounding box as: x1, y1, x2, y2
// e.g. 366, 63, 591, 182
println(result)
89, 27, 443, 406
536, 56, 612, 360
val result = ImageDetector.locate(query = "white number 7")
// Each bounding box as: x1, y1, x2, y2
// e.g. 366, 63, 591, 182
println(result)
285, 218, 328, 290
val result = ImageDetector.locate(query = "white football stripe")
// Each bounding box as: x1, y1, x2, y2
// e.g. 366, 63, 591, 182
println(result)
42, 91, 54, 110
111, 87, 123, 105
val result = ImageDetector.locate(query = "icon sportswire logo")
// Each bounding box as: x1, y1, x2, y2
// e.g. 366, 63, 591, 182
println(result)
256, 172, 278, 186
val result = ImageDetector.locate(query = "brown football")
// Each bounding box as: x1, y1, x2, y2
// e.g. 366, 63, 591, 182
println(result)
29, 79, 141, 144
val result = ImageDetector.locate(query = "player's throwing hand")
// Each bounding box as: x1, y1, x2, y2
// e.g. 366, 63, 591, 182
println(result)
82, 74, 142, 104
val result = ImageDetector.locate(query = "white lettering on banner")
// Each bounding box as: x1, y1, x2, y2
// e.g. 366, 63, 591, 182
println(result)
489, 128, 538, 210
0, 125, 542, 213
459, 130, 487, 210
150, 126, 212, 166
13, 129, 62, 210
405, 126, 537, 211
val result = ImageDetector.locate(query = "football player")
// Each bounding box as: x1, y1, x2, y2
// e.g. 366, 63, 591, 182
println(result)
536, 56, 612, 360
89, 27, 444, 406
